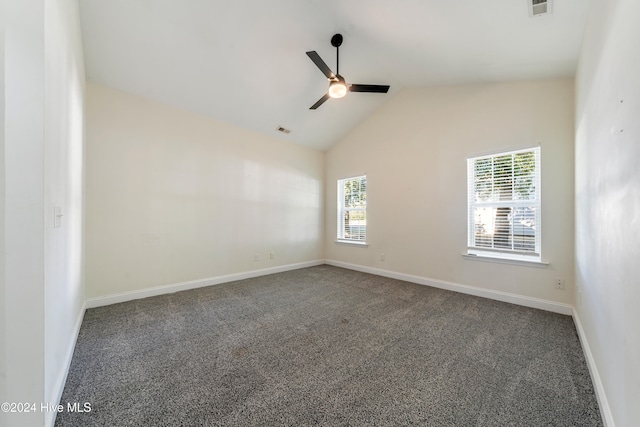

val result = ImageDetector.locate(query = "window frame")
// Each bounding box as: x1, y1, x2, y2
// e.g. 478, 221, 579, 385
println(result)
337, 175, 367, 245
466, 147, 541, 263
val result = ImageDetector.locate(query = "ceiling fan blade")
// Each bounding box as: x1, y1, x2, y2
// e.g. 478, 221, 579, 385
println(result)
310, 93, 330, 110
306, 51, 335, 80
349, 84, 390, 93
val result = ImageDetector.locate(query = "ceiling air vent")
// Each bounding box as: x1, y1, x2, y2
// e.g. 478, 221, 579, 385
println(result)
529, 0, 552, 17
276, 126, 291, 134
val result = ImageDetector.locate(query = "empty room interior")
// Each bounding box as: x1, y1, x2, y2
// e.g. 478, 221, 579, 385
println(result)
2, 0, 639, 426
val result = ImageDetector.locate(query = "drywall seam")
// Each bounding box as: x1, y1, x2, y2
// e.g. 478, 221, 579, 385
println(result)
86, 260, 325, 308
326, 259, 573, 315
572, 308, 615, 427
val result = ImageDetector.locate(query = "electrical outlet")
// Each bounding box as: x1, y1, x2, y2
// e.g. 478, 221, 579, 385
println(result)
380, 253, 385, 261
270, 252, 275, 260
554, 279, 565, 290
254, 254, 260, 262
577, 284, 582, 305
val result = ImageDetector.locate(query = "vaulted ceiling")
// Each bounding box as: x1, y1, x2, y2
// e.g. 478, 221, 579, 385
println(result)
79, 0, 590, 150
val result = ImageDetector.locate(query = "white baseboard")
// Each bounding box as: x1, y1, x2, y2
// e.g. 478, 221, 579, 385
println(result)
572, 308, 615, 427
47, 300, 87, 427
325, 259, 573, 315
86, 260, 325, 308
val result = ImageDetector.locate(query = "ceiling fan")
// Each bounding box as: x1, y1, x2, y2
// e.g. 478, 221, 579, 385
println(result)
306, 34, 390, 110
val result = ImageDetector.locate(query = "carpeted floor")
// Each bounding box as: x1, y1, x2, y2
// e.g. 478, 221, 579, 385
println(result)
55, 265, 602, 426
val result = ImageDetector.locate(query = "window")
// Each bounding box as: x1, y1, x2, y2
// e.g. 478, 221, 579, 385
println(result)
467, 147, 540, 262
337, 175, 367, 243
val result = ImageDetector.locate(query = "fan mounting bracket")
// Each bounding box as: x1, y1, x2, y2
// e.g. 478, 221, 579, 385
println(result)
330, 34, 343, 48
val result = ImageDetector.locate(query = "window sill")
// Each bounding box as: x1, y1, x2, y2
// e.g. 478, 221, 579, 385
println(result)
462, 253, 549, 268
335, 240, 369, 247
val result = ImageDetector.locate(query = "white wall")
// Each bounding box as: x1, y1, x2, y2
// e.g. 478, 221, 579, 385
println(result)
2, 1, 85, 426
3, 0, 47, 425
43, 0, 86, 424
86, 83, 324, 299
0, 0, 7, 418
326, 79, 575, 307
575, 0, 640, 425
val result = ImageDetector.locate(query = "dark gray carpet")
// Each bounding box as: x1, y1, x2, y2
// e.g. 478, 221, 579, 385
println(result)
55, 265, 602, 426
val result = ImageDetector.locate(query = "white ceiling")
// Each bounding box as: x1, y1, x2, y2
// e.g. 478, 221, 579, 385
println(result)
79, 0, 590, 151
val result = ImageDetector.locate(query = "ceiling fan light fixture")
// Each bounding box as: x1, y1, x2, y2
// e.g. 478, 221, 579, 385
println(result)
328, 80, 348, 98
306, 34, 389, 109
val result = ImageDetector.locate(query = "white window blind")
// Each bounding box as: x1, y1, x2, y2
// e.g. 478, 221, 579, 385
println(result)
467, 147, 541, 261
337, 175, 367, 243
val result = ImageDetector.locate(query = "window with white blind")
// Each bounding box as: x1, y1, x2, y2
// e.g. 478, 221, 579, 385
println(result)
467, 147, 541, 262
337, 175, 367, 244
